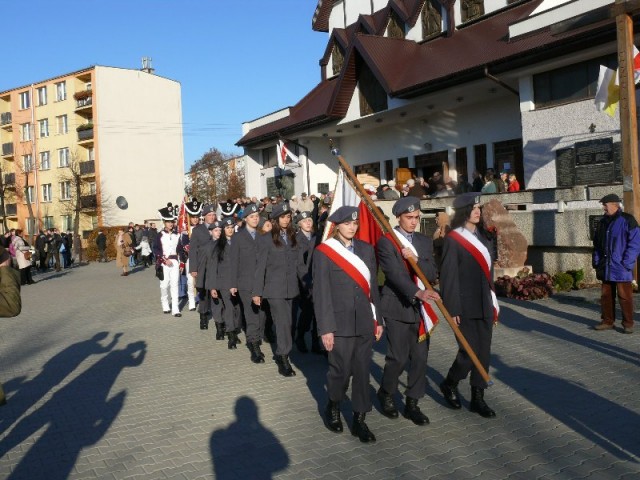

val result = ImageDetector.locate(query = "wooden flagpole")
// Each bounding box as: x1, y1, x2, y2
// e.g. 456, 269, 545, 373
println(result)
329, 141, 492, 386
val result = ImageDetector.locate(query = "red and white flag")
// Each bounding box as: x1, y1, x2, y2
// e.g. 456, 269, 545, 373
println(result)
176, 197, 188, 234
277, 140, 300, 169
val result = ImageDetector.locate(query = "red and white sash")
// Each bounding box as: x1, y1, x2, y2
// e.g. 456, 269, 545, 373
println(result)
316, 238, 377, 325
448, 227, 500, 322
386, 231, 439, 341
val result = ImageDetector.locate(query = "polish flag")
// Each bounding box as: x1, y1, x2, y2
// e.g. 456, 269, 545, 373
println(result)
277, 140, 300, 169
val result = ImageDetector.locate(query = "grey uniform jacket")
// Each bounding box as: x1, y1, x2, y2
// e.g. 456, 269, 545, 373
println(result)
204, 240, 234, 292
188, 224, 212, 274
377, 232, 437, 323
228, 227, 260, 291
296, 231, 316, 291
253, 233, 299, 299
439, 230, 495, 320
196, 239, 216, 289
313, 239, 380, 337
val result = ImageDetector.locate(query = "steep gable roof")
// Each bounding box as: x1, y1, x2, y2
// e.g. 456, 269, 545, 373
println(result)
312, 0, 333, 32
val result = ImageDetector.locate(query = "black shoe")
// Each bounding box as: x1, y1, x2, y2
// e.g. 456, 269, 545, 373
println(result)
470, 387, 496, 418
403, 397, 429, 426
440, 379, 462, 409
377, 389, 399, 419
253, 342, 266, 361
174, 313, 182, 318
228, 332, 238, 350
234, 329, 242, 345
275, 355, 296, 377
295, 336, 308, 353
215, 323, 225, 340
249, 342, 265, 364
351, 412, 376, 443
163, 310, 170, 314
199, 314, 208, 330
324, 401, 343, 433
189, 308, 196, 312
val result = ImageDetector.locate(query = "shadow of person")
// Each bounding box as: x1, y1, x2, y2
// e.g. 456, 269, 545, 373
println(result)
210, 396, 289, 480
0, 331, 123, 435
492, 355, 640, 462
0, 341, 146, 479
289, 345, 328, 418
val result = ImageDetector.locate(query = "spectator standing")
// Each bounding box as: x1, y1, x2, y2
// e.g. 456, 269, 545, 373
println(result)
96, 230, 108, 262
115, 228, 133, 277
471, 170, 484, 192
407, 179, 428, 199
507, 174, 521, 192
481, 173, 497, 194
35, 231, 47, 271
12, 230, 34, 285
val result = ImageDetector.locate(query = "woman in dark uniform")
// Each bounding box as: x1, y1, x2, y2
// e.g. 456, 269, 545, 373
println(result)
206, 218, 241, 349
198, 221, 225, 340
313, 206, 383, 443
253, 203, 299, 377
439, 193, 499, 418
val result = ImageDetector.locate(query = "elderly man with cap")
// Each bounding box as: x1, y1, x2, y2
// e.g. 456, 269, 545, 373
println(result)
592, 193, 640, 334
439, 192, 499, 418
228, 203, 267, 363
313, 205, 383, 442
177, 198, 203, 312
153, 203, 182, 317
189, 203, 217, 329
253, 203, 300, 376
376, 196, 439, 426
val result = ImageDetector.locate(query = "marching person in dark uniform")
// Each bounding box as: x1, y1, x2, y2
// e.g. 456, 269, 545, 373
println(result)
206, 217, 241, 349
313, 206, 383, 443
439, 192, 499, 418
294, 210, 321, 354
252, 203, 299, 377
376, 196, 440, 426
153, 203, 182, 317
228, 204, 267, 364
178, 198, 203, 312
196, 221, 225, 340
189, 204, 217, 329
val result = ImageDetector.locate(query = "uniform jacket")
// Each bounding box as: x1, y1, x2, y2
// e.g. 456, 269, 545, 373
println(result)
188, 224, 212, 274
228, 227, 260, 290
377, 231, 437, 323
204, 238, 235, 292
440, 228, 496, 320
195, 239, 216, 289
313, 238, 380, 337
593, 209, 640, 282
253, 232, 299, 299
296, 230, 316, 291
152, 230, 179, 260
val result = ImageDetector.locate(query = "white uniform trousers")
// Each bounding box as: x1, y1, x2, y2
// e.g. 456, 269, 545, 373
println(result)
160, 259, 181, 314
186, 258, 196, 310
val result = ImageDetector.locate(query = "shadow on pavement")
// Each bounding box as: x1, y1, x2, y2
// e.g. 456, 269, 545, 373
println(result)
210, 396, 289, 479
0, 341, 147, 479
493, 355, 640, 462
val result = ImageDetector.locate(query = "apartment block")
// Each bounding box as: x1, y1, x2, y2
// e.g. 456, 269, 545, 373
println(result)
0, 65, 184, 237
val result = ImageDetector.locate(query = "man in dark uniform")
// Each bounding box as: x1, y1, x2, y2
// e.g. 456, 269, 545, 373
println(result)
439, 192, 498, 418
189, 204, 216, 329
376, 196, 440, 426
228, 203, 267, 364
313, 206, 383, 443
294, 210, 320, 353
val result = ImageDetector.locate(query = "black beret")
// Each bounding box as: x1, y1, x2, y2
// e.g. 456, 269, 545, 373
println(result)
600, 193, 622, 204
295, 211, 312, 223
328, 206, 359, 224
208, 221, 222, 230
202, 204, 216, 215
453, 193, 481, 209
221, 218, 235, 228
242, 203, 259, 219
269, 203, 291, 220
391, 197, 420, 216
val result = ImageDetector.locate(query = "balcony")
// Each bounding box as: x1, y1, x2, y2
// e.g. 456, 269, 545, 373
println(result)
80, 160, 95, 176
3, 173, 15, 188
77, 125, 94, 144
1, 142, 14, 158
0, 112, 11, 130
80, 194, 98, 210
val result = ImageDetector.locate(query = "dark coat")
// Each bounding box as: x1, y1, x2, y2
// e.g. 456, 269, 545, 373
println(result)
205, 238, 234, 292
253, 232, 299, 299
313, 239, 380, 337
188, 224, 212, 274
377, 231, 437, 323
95, 233, 107, 250
228, 227, 260, 290
296, 231, 316, 291
593, 209, 640, 282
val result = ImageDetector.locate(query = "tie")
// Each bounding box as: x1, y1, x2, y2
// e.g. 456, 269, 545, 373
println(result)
281, 233, 288, 245
250, 231, 256, 240
407, 234, 413, 244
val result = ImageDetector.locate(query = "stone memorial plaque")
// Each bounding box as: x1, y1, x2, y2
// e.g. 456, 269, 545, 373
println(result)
575, 138, 613, 166
589, 215, 601, 241
266, 177, 279, 198
556, 138, 622, 186
555, 147, 575, 187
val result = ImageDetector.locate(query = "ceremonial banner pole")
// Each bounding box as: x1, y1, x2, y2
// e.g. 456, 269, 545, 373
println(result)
329, 141, 492, 385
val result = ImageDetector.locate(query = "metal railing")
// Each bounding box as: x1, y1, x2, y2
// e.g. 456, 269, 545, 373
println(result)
80, 161, 95, 175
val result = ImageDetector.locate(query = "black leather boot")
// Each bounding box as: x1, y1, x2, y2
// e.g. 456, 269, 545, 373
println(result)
470, 387, 496, 418
234, 329, 242, 345
351, 412, 376, 443
376, 388, 399, 419
227, 331, 237, 350
440, 377, 462, 409
249, 342, 265, 364
253, 342, 265, 361
199, 313, 209, 330
275, 355, 296, 377
215, 323, 225, 340
324, 401, 343, 433
403, 397, 429, 426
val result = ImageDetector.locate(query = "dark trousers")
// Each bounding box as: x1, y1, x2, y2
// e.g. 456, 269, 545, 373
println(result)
327, 335, 373, 413
38, 251, 47, 270
45, 250, 60, 271
267, 298, 295, 356
19, 267, 33, 285
601, 281, 634, 328
448, 316, 493, 389
238, 289, 265, 343
221, 291, 240, 332
197, 288, 211, 314
294, 292, 319, 345
381, 319, 429, 400
98, 248, 107, 262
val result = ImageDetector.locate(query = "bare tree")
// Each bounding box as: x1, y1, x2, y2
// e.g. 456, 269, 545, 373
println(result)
14, 142, 38, 241
186, 148, 245, 204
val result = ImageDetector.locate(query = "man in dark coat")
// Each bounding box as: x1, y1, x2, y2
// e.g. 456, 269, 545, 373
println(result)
189, 204, 216, 329
35, 231, 48, 270
95, 230, 108, 263
376, 197, 439, 426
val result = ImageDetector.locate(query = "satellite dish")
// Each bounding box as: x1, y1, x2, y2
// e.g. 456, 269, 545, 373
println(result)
116, 196, 128, 210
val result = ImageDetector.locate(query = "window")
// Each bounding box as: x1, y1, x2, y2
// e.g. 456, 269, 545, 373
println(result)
43, 216, 54, 230
23, 154, 33, 172
332, 43, 345, 76
42, 183, 52, 202
87, 147, 94, 161
317, 183, 329, 194
398, 157, 409, 168
39, 118, 49, 138
261, 146, 277, 168
357, 56, 388, 116
21, 123, 32, 141
56, 115, 68, 134
26, 218, 36, 236
25, 186, 35, 204
461, 0, 484, 23
61, 215, 72, 231
55, 81, 67, 101
387, 10, 405, 39
474, 144, 487, 174
37, 86, 47, 106
88, 182, 96, 195
422, 0, 442, 39
19, 91, 30, 110
91, 215, 98, 229
40, 151, 50, 170
85, 82, 92, 91
455, 147, 468, 179
60, 181, 71, 200
385, 159, 394, 182
58, 147, 69, 167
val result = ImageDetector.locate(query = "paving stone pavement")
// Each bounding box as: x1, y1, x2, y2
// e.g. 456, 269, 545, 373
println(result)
1, 262, 639, 480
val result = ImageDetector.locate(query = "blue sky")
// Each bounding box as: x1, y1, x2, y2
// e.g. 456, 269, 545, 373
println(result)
0, 0, 326, 168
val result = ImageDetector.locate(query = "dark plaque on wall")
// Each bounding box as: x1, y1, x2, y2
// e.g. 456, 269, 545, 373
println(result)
575, 138, 613, 166
589, 215, 602, 241
556, 137, 622, 186
266, 177, 279, 198
555, 148, 575, 187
